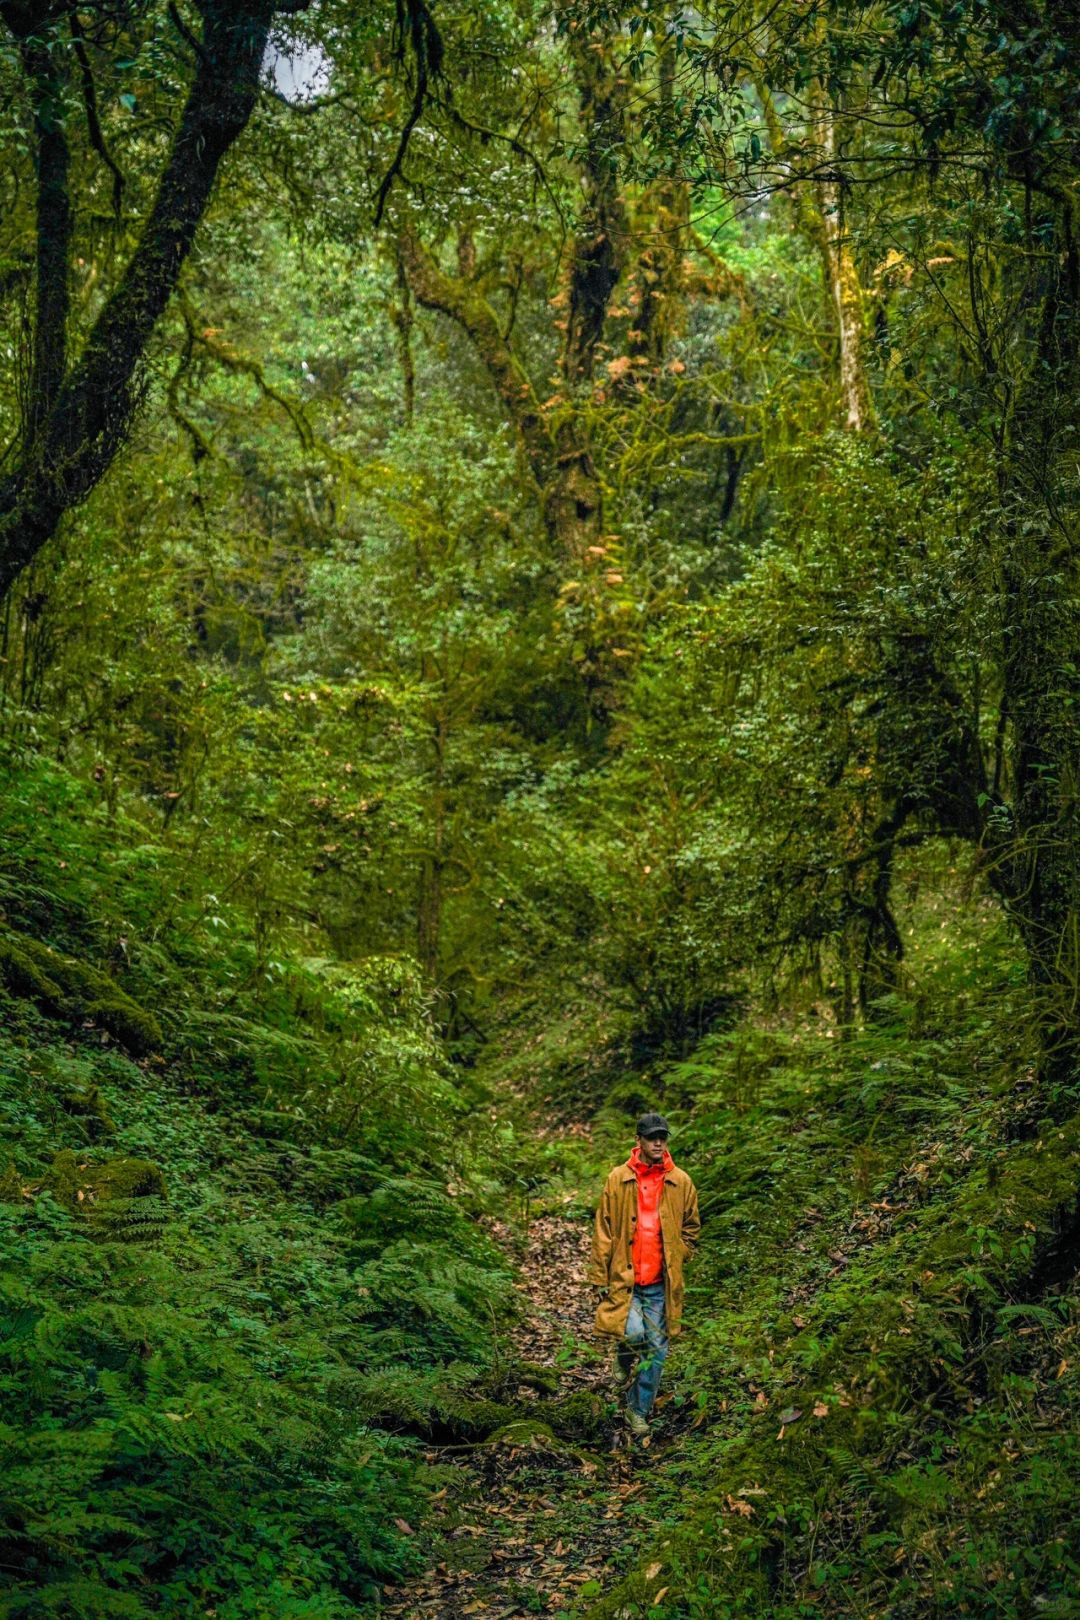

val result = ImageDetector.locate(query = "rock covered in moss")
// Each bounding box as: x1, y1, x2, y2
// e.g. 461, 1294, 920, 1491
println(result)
484, 1417, 559, 1447
0, 938, 66, 1016
546, 1388, 607, 1442
0, 932, 161, 1055
47, 1148, 167, 1208
505, 1358, 561, 1396
444, 1397, 520, 1438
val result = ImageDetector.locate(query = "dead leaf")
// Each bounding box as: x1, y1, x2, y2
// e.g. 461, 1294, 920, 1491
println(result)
394, 1518, 414, 1536
812, 1402, 829, 1418
645, 1562, 663, 1581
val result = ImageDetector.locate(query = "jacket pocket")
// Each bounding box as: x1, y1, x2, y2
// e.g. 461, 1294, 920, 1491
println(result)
595, 1280, 632, 1337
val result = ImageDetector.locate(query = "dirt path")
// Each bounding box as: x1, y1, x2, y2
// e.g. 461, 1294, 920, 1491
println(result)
381, 1212, 675, 1618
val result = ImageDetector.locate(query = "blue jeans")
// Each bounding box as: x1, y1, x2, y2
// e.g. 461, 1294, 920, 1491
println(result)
618, 1281, 669, 1417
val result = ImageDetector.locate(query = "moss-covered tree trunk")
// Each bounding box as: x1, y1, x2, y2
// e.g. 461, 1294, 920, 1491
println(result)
417, 708, 447, 981
812, 85, 875, 434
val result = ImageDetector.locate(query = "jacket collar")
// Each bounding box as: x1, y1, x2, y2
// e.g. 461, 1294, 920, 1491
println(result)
620, 1147, 676, 1181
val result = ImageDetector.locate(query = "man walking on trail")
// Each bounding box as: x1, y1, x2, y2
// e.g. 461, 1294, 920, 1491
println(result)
588, 1113, 700, 1436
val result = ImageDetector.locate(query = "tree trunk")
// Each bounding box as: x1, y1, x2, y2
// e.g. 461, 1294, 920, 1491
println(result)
396, 20, 628, 564
812, 90, 875, 433
758, 74, 875, 433
0, 0, 299, 601
417, 711, 447, 981
992, 212, 1080, 1091
396, 226, 552, 496
857, 817, 904, 1018
16, 14, 73, 437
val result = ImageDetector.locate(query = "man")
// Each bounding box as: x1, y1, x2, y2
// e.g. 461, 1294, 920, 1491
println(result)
587, 1112, 701, 1436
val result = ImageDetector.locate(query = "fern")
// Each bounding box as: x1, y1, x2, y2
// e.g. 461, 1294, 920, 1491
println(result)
86, 1195, 170, 1245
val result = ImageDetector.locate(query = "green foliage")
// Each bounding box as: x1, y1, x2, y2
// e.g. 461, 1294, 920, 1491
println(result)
1, 0, 1078, 1611
0, 747, 513, 1616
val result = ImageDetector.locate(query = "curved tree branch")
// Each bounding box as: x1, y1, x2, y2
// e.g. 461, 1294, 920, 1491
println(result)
397, 223, 552, 493
373, 0, 443, 227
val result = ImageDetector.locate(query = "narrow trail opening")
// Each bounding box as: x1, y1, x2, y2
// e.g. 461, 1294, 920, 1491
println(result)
382, 1208, 686, 1617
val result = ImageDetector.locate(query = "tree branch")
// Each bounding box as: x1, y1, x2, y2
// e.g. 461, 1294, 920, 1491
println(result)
373, 0, 443, 227
397, 224, 552, 491
70, 10, 125, 222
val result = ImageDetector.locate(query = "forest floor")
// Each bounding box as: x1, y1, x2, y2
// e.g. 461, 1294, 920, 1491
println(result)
382, 1208, 682, 1618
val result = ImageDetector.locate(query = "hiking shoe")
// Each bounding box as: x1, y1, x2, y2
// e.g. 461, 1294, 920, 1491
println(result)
613, 1360, 635, 1396
625, 1406, 649, 1437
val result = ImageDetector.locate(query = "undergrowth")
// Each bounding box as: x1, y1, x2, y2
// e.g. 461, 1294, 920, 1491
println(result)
0, 747, 514, 1618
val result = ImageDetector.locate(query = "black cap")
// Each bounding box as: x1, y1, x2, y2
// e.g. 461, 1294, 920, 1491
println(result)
637, 1112, 670, 1139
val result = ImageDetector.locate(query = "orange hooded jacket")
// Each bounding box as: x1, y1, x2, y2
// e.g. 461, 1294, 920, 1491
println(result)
629, 1143, 671, 1285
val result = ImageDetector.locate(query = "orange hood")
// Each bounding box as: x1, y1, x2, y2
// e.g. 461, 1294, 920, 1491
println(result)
628, 1143, 674, 1176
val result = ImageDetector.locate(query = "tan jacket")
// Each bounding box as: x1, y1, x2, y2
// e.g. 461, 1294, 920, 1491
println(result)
587, 1159, 701, 1337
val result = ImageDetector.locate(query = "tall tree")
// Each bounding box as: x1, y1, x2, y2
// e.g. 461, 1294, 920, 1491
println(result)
0, 0, 313, 600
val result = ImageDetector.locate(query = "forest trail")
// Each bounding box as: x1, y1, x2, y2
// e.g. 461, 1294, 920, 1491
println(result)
383, 1206, 676, 1618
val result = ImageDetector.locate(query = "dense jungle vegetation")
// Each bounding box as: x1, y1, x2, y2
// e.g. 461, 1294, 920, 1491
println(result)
1, 0, 1078, 1615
